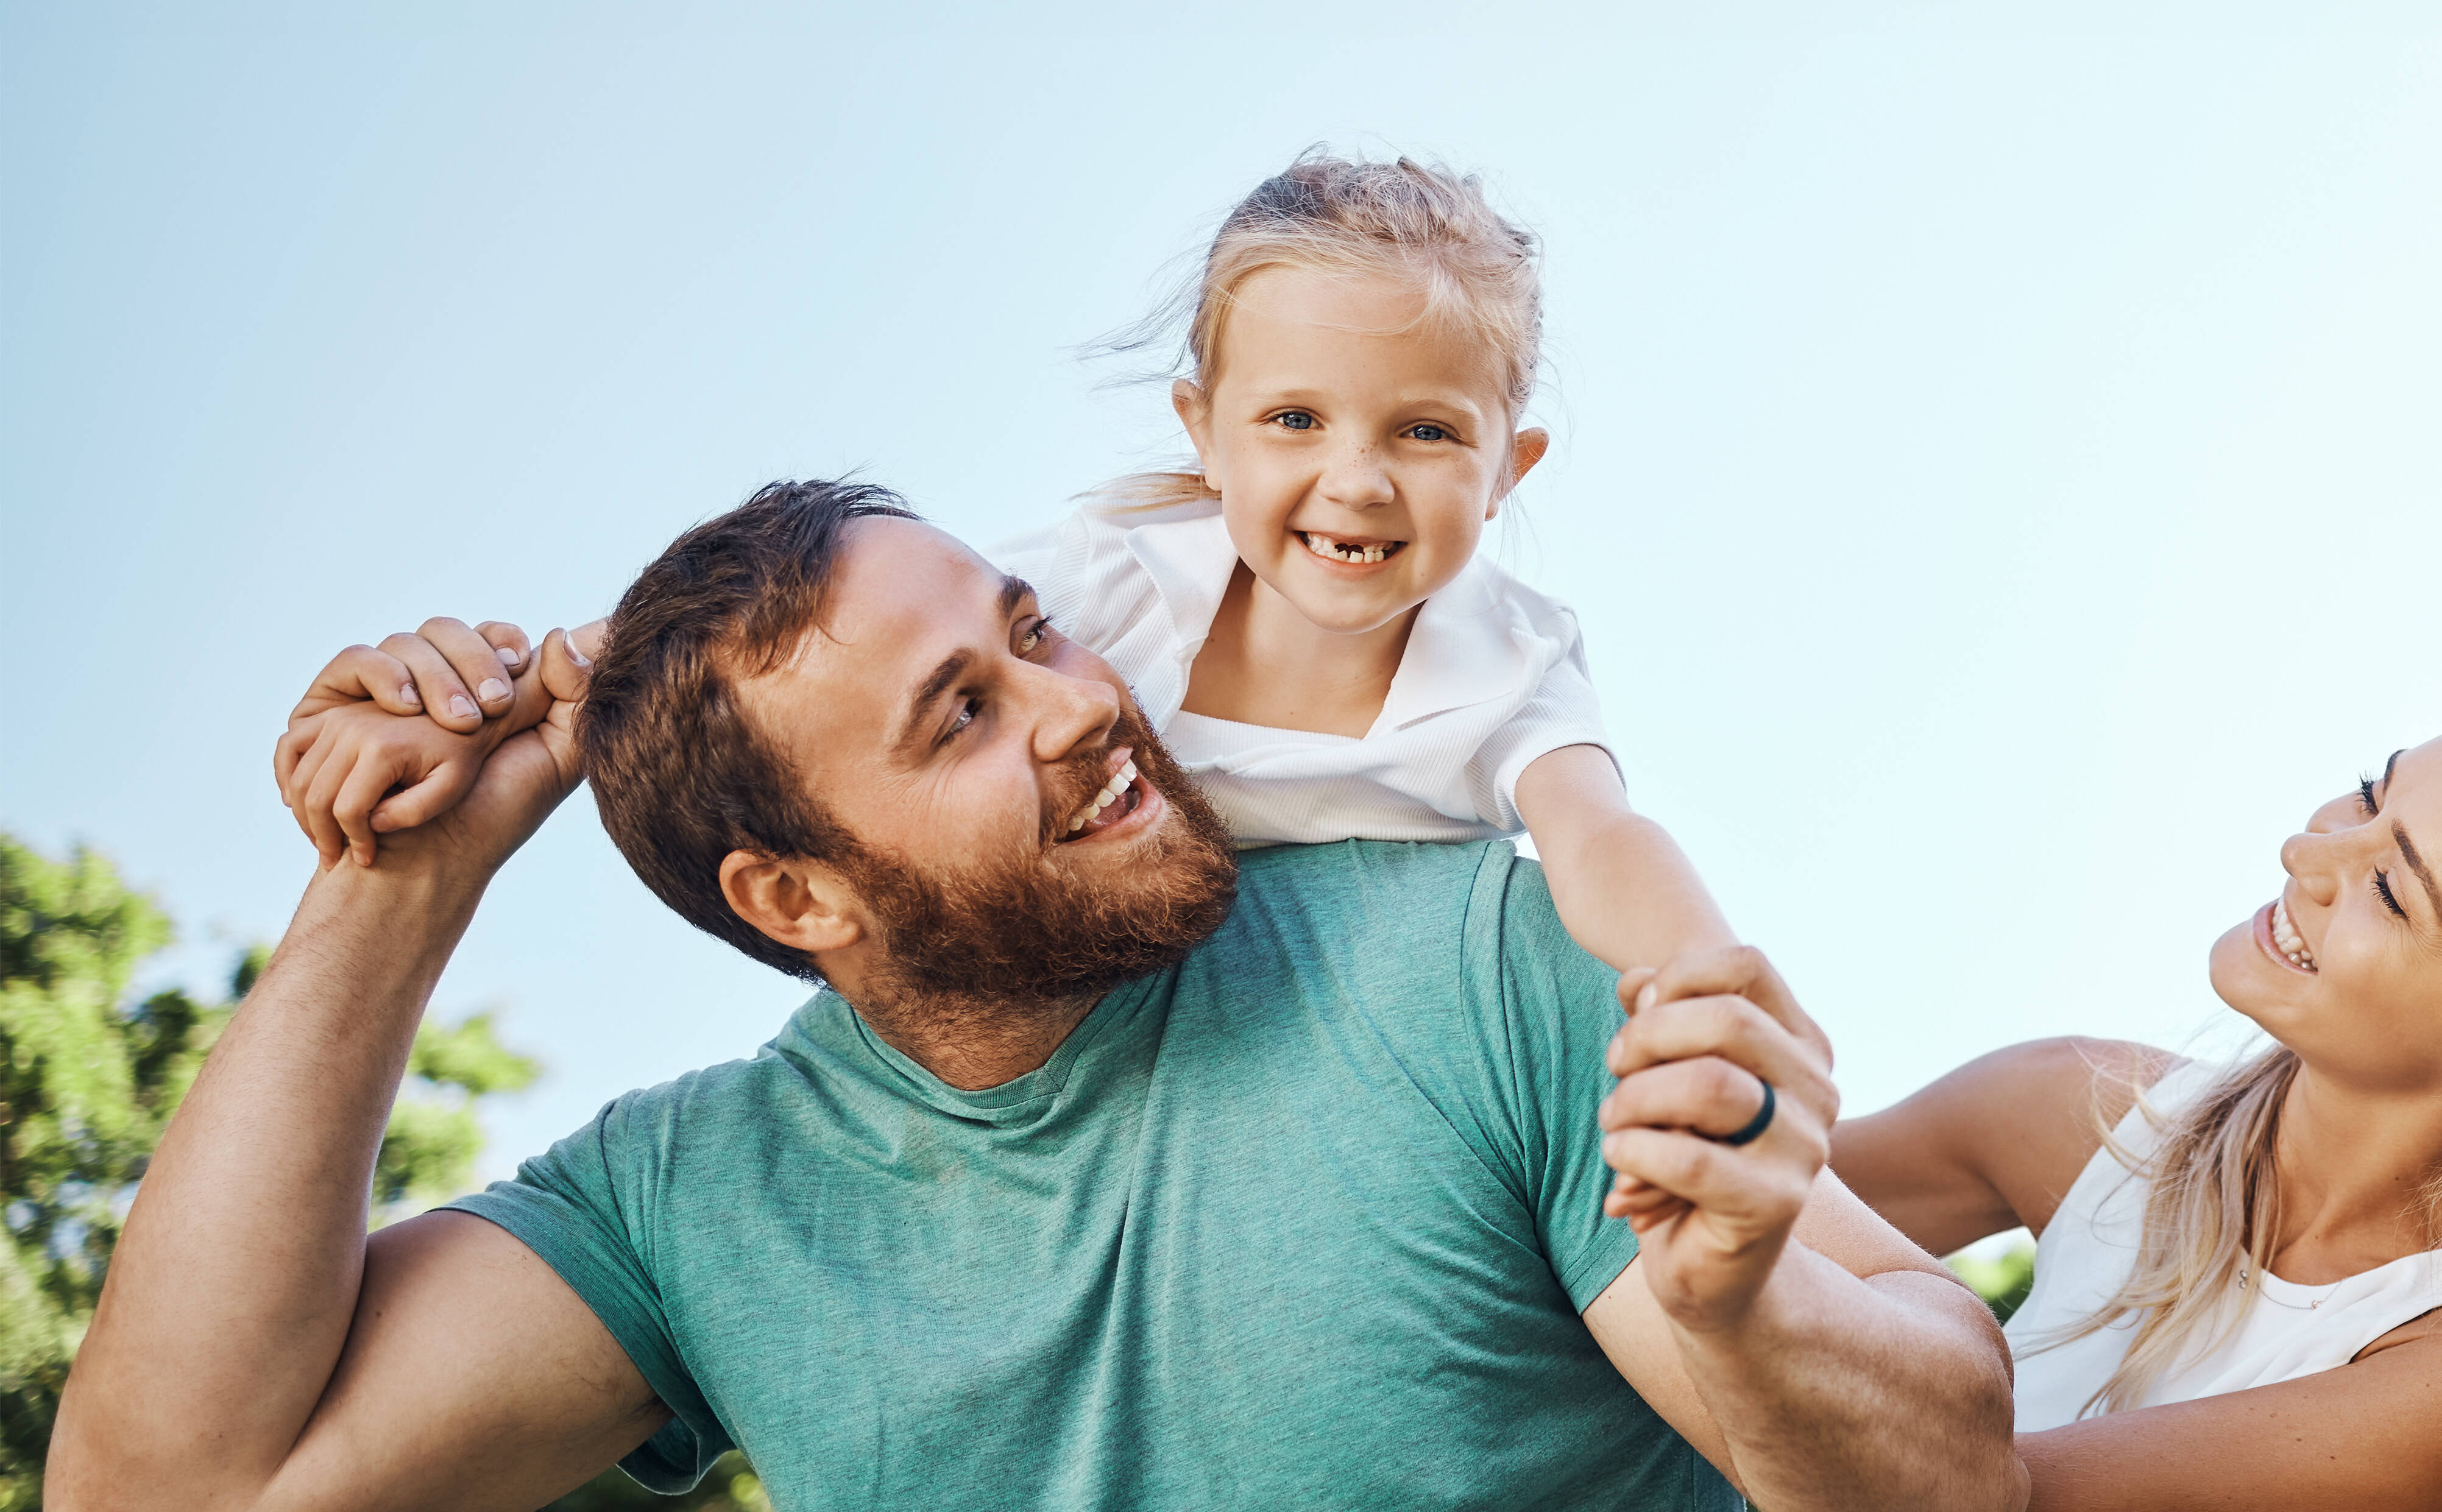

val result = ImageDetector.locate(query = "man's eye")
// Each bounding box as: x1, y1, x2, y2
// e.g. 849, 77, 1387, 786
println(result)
2359, 775, 2381, 816
1273, 412, 1315, 431
1019, 619, 1049, 654
1409, 423, 1449, 442
949, 696, 981, 735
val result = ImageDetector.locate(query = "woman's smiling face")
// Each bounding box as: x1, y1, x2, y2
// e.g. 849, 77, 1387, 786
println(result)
2211, 737, 2442, 1088
1173, 264, 1546, 637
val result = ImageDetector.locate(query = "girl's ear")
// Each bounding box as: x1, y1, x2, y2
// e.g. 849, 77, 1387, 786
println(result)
720, 851, 865, 958
1488, 427, 1552, 518
1172, 379, 1218, 478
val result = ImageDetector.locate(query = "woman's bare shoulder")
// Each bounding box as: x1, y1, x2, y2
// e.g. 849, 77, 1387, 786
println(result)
1958, 1037, 2184, 1235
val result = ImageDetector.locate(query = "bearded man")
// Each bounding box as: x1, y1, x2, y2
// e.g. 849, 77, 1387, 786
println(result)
52, 482, 2025, 1511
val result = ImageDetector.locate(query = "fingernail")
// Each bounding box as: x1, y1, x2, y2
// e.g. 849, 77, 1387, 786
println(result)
497, 645, 521, 668
399, 682, 421, 708
1636, 981, 1658, 1014
478, 678, 509, 703
450, 694, 478, 719
561, 631, 590, 667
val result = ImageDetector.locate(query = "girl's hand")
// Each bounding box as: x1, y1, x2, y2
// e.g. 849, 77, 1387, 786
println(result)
289, 617, 539, 734
1594, 947, 1841, 1334
274, 628, 593, 867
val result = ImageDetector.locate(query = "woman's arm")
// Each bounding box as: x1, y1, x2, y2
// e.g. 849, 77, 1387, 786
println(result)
2017, 1313, 2442, 1510
1513, 744, 1738, 975
1830, 1037, 2176, 1255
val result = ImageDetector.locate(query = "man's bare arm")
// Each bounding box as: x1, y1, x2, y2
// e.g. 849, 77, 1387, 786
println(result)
48, 634, 659, 1511
1588, 1171, 2024, 1511
1587, 948, 2025, 1512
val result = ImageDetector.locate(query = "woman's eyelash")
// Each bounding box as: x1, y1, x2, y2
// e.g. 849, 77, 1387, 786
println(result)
2375, 868, 2410, 920
2358, 775, 2381, 816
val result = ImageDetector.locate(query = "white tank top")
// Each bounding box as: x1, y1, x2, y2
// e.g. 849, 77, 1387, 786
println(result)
2006, 1058, 2442, 1430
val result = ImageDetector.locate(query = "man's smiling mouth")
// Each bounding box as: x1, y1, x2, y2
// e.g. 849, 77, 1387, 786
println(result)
1300, 531, 1405, 565
1061, 757, 1142, 839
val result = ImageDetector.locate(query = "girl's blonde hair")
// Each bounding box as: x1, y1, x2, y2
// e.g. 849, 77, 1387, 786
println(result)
2039, 1044, 2442, 1416
1092, 148, 1543, 512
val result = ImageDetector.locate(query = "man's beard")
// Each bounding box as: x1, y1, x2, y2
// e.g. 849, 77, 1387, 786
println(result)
835, 712, 1237, 1024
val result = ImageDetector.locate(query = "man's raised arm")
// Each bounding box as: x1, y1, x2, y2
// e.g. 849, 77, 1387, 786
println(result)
48, 634, 664, 1512
1585, 949, 2029, 1512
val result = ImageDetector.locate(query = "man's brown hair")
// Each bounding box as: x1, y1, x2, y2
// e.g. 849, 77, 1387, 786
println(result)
578, 479, 917, 981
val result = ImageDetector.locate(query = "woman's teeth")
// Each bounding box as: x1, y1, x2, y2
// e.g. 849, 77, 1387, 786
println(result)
2272, 898, 2317, 971
1064, 759, 1139, 835
1301, 531, 1400, 565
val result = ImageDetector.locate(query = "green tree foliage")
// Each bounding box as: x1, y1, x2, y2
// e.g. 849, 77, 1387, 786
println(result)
548, 1451, 772, 1512
0, 834, 539, 1506
1948, 1242, 2038, 1324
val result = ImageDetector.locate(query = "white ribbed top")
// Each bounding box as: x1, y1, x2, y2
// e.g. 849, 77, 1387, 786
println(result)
2007, 1059, 2442, 1430
991, 500, 1615, 846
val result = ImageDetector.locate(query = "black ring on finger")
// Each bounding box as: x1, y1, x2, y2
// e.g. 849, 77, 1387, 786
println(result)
1720, 1078, 1776, 1146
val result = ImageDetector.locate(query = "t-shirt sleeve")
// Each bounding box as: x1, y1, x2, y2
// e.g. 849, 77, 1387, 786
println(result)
444, 1094, 735, 1492
1462, 844, 1642, 1311
1465, 608, 1620, 835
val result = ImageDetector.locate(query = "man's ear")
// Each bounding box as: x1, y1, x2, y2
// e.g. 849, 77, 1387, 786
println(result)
1172, 379, 1219, 487
719, 850, 864, 957
1488, 426, 1551, 520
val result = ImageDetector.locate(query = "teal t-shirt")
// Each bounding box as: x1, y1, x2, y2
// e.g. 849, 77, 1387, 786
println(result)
451, 841, 1735, 1510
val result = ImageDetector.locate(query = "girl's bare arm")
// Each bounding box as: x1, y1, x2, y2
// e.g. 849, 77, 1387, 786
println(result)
1513, 744, 1738, 975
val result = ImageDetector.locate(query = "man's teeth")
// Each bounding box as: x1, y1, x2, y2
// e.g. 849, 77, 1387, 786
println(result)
1064, 759, 1140, 834
2272, 899, 2316, 970
1302, 531, 1398, 565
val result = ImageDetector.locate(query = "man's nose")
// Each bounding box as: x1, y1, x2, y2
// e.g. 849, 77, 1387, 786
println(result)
1022, 661, 1122, 765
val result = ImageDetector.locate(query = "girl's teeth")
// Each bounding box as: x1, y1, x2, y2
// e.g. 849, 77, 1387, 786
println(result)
1301, 532, 1393, 565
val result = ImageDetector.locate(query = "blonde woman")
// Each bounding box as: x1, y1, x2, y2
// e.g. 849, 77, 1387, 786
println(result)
1831, 738, 2442, 1507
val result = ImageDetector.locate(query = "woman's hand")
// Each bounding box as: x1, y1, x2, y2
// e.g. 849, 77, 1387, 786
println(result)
1597, 945, 1841, 1334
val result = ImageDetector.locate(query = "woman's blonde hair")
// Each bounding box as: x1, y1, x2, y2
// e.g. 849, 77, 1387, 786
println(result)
2039, 1044, 2442, 1416
1092, 148, 1543, 512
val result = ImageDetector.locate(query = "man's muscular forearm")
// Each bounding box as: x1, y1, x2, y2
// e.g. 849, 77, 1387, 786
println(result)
48, 858, 491, 1507
1679, 1237, 2025, 1512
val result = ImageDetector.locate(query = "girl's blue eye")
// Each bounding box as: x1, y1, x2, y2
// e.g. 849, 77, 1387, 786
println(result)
1409, 423, 1449, 442
1275, 412, 1315, 431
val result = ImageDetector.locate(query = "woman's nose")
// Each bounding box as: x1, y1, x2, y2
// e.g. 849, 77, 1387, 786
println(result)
2280, 828, 2343, 908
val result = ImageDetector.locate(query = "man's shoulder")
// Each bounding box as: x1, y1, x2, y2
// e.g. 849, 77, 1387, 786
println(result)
1206, 839, 1579, 993
1227, 838, 1552, 926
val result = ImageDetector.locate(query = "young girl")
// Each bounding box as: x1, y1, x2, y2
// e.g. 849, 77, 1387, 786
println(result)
284, 150, 1734, 981
1806, 740, 2442, 1505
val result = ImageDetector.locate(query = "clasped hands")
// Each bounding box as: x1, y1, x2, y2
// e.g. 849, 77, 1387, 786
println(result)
1599, 946, 1840, 1336
271, 617, 600, 874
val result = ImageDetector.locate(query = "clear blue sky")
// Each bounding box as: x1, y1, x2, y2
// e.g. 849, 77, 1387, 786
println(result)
6, 2, 2440, 1181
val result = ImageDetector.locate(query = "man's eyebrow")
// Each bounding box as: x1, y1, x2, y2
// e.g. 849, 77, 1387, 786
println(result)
2393, 820, 2442, 921
899, 650, 972, 749
894, 581, 1035, 751
2385, 749, 2404, 792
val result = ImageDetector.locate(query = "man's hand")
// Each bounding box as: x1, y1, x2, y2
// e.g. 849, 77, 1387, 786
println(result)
1596, 945, 1840, 1334
272, 624, 596, 872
